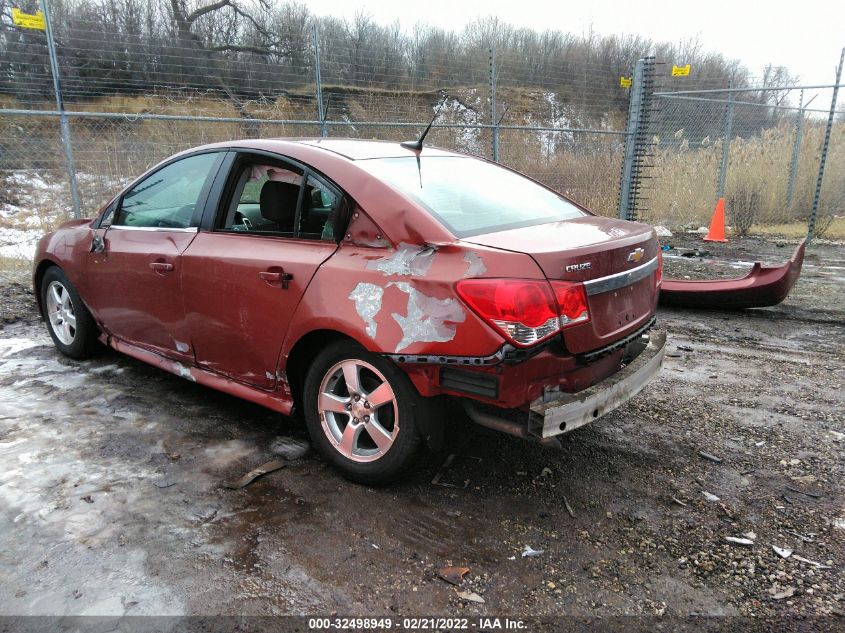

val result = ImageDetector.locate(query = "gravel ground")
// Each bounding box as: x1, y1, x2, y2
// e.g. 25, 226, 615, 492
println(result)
0, 238, 843, 630
0, 279, 36, 325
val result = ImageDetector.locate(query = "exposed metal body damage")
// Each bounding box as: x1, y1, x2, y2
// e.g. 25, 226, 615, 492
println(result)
528, 330, 666, 437
348, 282, 385, 338
366, 242, 436, 276
462, 251, 487, 277
173, 362, 196, 382
389, 282, 466, 353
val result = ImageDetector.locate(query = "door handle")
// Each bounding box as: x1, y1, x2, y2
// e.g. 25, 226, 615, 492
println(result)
149, 262, 174, 272
259, 270, 293, 289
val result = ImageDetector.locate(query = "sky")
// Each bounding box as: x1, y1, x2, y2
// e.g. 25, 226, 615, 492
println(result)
304, 0, 845, 87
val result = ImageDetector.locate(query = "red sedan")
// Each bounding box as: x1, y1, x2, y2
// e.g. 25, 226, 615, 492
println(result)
34, 139, 666, 483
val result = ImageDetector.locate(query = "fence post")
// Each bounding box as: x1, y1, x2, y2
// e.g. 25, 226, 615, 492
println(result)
489, 47, 499, 162
40, 0, 81, 219
808, 47, 844, 243
312, 23, 327, 138
618, 59, 646, 220
715, 85, 734, 202
785, 89, 804, 211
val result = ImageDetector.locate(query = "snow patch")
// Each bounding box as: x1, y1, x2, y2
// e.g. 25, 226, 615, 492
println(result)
1, 169, 127, 261
440, 92, 482, 155
0, 331, 185, 614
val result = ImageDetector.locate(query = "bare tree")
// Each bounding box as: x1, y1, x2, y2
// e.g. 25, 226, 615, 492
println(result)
0, 0, 768, 127
164, 0, 308, 130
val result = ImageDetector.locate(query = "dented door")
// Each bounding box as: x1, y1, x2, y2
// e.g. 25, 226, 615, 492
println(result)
83, 151, 223, 360
180, 233, 336, 389
86, 226, 198, 359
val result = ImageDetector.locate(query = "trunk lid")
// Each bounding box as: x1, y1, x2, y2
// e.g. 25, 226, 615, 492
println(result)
464, 216, 660, 353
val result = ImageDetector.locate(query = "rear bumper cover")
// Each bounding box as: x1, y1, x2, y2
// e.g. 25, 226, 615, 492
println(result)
528, 329, 666, 438
658, 239, 805, 310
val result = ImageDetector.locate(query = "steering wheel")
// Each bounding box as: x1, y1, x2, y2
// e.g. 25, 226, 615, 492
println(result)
232, 211, 252, 230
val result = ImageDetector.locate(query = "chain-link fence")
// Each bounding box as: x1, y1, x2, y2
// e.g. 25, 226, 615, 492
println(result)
1, 1, 843, 281
0, 1, 632, 273
639, 82, 845, 240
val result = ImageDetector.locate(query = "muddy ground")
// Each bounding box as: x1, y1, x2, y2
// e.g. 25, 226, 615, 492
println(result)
1, 236, 843, 630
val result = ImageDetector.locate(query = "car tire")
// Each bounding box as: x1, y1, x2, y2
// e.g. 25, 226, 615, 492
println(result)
303, 340, 424, 485
40, 266, 99, 359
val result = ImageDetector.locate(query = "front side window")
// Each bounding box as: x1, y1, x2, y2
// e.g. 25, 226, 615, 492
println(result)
114, 152, 219, 228
359, 156, 586, 237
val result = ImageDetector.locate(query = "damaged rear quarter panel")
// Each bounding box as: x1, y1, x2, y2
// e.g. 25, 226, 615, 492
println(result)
280, 240, 545, 369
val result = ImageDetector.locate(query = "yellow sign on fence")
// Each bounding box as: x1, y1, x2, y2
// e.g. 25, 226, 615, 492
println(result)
672, 64, 691, 77
619, 76, 632, 88
12, 8, 46, 30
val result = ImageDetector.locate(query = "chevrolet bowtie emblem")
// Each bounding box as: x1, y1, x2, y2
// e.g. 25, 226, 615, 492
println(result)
627, 248, 645, 263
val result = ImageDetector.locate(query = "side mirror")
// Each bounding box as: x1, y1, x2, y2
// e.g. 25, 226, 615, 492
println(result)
91, 235, 105, 253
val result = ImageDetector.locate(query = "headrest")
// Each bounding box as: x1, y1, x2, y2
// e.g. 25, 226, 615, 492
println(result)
259, 181, 300, 226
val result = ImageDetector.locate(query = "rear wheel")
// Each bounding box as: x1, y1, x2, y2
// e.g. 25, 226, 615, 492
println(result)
40, 267, 98, 359
303, 340, 423, 485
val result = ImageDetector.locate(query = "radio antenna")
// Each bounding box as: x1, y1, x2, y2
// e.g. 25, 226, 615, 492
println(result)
401, 94, 448, 151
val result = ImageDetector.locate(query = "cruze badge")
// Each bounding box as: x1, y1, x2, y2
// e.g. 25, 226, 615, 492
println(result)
565, 262, 592, 272
627, 248, 645, 263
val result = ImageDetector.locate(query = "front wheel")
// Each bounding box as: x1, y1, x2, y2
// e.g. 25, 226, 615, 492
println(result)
303, 340, 423, 485
40, 266, 99, 359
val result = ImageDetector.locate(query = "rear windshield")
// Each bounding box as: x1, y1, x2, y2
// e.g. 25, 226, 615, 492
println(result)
359, 156, 586, 237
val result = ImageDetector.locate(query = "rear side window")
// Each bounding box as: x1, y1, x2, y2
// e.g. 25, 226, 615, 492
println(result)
359, 156, 586, 237
220, 163, 304, 236
301, 175, 342, 241
218, 159, 341, 242
114, 152, 219, 228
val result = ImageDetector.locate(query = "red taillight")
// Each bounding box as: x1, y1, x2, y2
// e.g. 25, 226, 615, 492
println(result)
656, 249, 664, 287
551, 281, 590, 324
456, 279, 590, 347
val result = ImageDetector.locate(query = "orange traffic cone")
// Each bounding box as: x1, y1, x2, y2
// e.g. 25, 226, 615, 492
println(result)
703, 197, 728, 242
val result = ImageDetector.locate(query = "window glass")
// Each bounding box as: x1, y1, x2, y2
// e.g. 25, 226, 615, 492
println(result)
300, 176, 342, 241
219, 162, 338, 241
115, 153, 218, 228
99, 202, 117, 227
220, 163, 302, 235
359, 156, 586, 237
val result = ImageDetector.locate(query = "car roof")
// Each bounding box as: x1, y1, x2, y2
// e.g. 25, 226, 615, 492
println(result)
204, 138, 466, 161
295, 138, 462, 160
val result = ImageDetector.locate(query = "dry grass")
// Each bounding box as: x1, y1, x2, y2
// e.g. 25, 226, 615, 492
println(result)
753, 217, 845, 240
0, 256, 32, 284
503, 139, 624, 216
642, 120, 845, 238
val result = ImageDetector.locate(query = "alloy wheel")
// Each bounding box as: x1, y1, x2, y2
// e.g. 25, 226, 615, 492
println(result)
45, 281, 77, 345
317, 359, 399, 463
